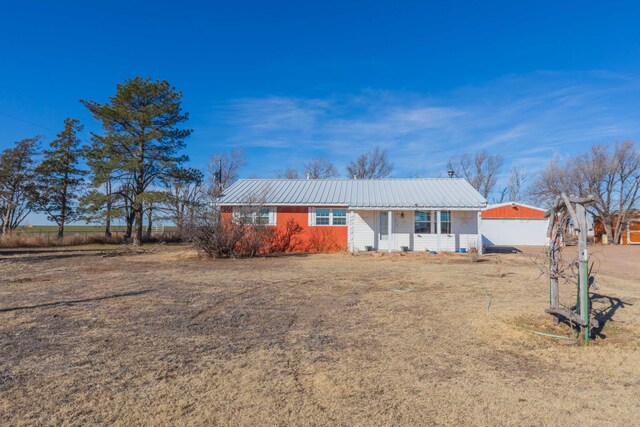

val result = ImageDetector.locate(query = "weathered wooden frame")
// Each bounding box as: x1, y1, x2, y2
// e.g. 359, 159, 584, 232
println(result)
543, 193, 596, 342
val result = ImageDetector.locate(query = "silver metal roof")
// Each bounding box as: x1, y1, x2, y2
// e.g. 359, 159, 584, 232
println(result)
218, 178, 487, 210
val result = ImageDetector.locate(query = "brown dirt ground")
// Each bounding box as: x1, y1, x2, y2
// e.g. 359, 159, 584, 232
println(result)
0, 244, 639, 426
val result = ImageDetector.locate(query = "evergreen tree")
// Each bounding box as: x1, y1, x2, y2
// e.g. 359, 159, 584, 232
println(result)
82, 77, 192, 245
0, 137, 40, 235
82, 136, 124, 237
35, 118, 86, 239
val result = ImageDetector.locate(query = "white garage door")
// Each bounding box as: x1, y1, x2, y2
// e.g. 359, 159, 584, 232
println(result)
481, 219, 549, 246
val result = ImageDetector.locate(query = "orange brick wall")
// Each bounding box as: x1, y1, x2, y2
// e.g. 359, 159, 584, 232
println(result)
220, 206, 348, 252
482, 204, 545, 219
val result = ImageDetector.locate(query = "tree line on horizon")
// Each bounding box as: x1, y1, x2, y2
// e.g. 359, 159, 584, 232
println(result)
1, 77, 639, 245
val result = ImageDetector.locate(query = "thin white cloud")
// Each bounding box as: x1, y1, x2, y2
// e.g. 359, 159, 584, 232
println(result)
213, 71, 640, 188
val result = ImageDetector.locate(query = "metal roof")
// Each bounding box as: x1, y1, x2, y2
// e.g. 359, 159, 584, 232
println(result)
218, 178, 487, 210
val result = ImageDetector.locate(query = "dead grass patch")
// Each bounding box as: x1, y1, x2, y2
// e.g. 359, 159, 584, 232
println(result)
0, 245, 639, 425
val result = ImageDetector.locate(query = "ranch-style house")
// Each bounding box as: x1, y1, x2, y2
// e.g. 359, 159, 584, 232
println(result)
217, 178, 487, 253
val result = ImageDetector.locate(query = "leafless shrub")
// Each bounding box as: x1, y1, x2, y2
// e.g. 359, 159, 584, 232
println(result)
468, 246, 480, 263
186, 199, 274, 258
269, 218, 303, 252
187, 214, 246, 258
238, 226, 275, 258
307, 228, 345, 252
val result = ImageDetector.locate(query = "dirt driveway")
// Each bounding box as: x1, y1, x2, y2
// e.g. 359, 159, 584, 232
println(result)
1, 245, 638, 426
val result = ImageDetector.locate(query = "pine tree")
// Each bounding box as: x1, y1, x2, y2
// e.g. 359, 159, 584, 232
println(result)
82, 77, 192, 246
35, 118, 86, 239
0, 137, 40, 235
82, 136, 124, 237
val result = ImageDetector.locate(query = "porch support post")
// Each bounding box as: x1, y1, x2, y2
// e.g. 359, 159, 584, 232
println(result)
388, 210, 392, 253
436, 210, 441, 252
477, 211, 483, 254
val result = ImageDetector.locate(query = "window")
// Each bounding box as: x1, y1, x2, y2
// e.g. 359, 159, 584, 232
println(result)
333, 209, 347, 225
315, 208, 330, 225
415, 211, 432, 234
311, 208, 348, 226
440, 211, 452, 234
235, 207, 275, 225
256, 208, 271, 225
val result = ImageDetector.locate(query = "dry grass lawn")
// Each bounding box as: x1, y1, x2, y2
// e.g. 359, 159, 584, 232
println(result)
1, 244, 639, 426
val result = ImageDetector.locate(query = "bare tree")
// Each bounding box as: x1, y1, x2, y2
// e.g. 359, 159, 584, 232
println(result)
497, 166, 528, 203
529, 142, 640, 244
574, 142, 640, 244
612, 142, 640, 242
447, 151, 504, 198
208, 148, 245, 198
347, 146, 393, 179
303, 158, 338, 179
273, 167, 300, 179
159, 167, 204, 235
527, 156, 576, 207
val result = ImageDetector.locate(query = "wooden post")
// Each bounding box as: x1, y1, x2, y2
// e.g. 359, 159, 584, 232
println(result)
575, 203, 590, 342
549, 228, 560, 323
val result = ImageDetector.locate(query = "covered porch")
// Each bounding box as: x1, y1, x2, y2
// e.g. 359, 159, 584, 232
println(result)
348, 209, 482, 253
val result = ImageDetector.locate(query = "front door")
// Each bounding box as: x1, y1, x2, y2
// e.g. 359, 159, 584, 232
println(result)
378, 211, 389, 250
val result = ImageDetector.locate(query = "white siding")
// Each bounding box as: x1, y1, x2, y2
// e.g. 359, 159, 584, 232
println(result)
453, 210, 479, 251
481, 218, 549, 246
350, 209, 482, 252
392, 211, 412, 250
413, 234, 438, 252
351, 210, 376, 251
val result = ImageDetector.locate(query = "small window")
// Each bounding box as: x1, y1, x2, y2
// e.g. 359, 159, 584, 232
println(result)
415, 211, 432, 234
332, 209, 347, 225
235, 207, 275, 225
312, 208, 347, 226
315, 208, 330, 225
441, 211, 452, 234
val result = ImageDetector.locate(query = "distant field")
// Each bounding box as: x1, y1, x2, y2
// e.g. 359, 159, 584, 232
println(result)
16, 225, 178, 233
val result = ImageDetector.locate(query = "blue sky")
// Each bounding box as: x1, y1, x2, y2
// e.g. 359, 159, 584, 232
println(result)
2, 1, 640, 222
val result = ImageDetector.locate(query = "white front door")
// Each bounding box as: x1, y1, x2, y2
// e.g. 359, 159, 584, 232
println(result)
378, 211, 389, 250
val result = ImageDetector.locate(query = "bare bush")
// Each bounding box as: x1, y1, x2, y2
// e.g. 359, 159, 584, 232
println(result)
269, 218, 303, 252
468, 246, 480, 263
187, 206, 274, 258
187, 215, 245, 258
307, 228, 345, 252
238, 226, 275, 257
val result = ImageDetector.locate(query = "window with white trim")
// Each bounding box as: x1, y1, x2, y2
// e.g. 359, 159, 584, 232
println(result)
315, 208, 330, 225
415, 211, 432, 234
234, 207, 276, 225
332, 209, 347, 225
440, 211, 452, 234
310, 208, 348, 226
